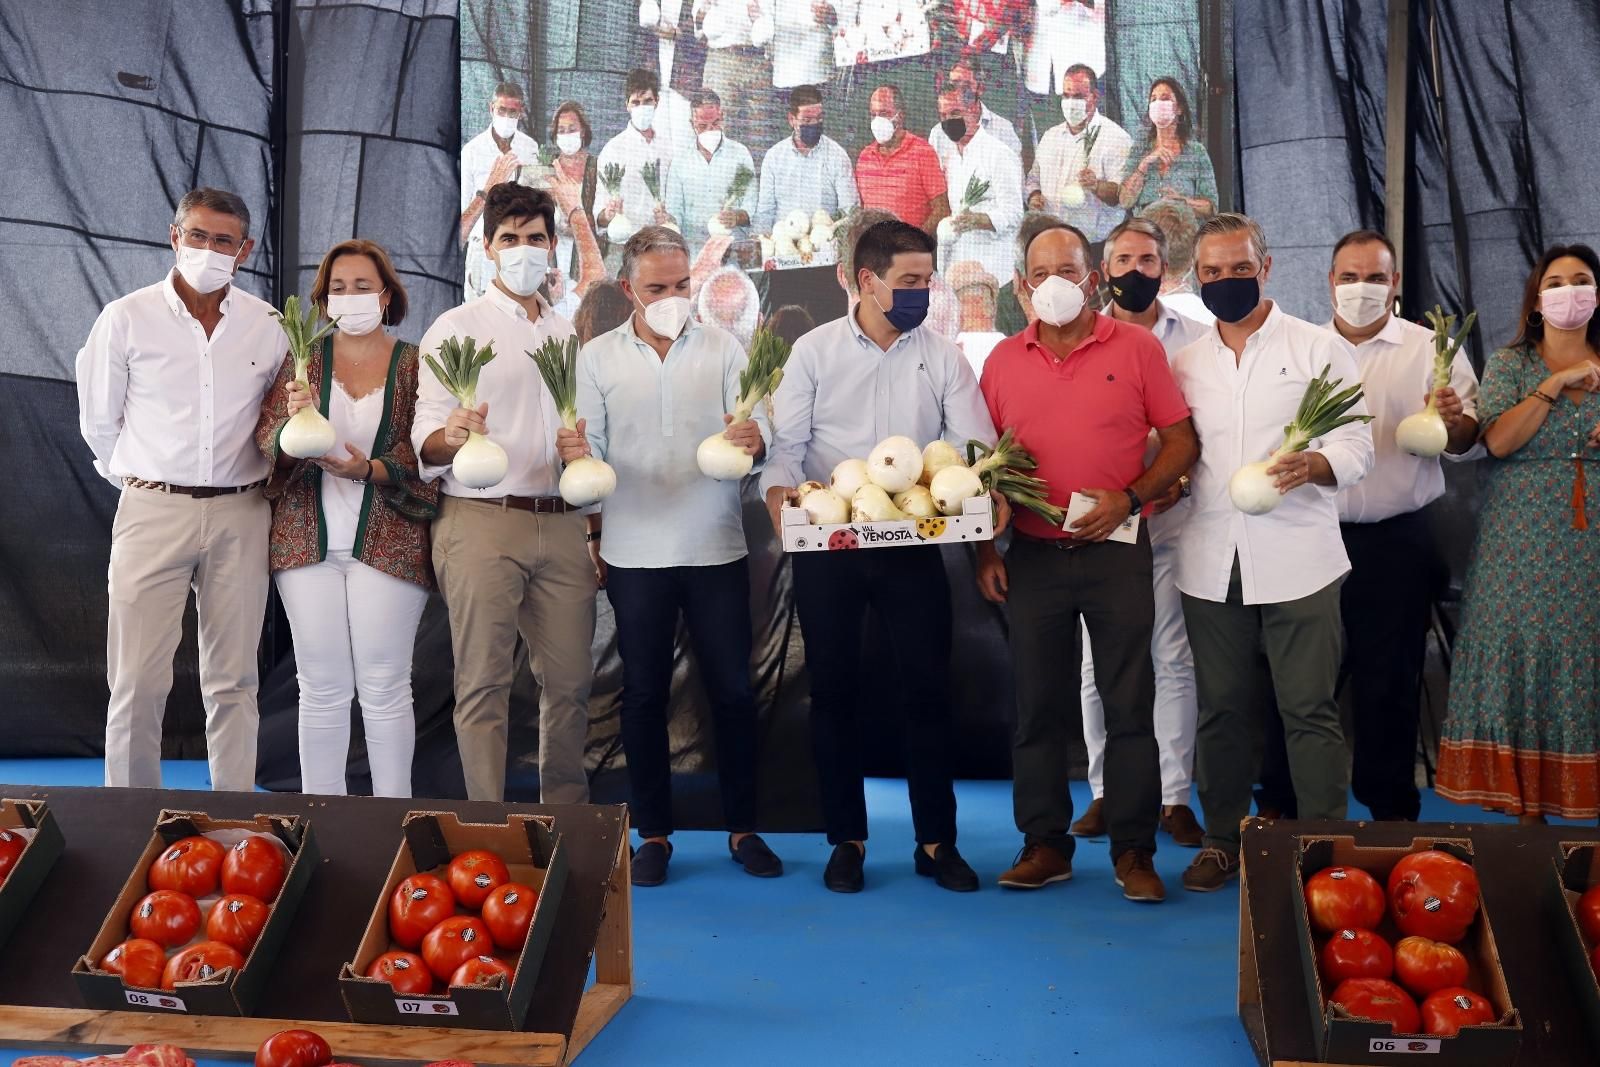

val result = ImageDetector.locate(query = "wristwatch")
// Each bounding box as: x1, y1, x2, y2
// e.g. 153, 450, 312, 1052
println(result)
1178, 474, 1192, 498
1124, 487, 1142, 514
585, 530, 602, 543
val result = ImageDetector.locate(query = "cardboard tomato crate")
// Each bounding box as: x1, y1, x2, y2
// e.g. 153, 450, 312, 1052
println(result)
72, 809, 317, 1016
1552, 842, 1600, 1050
339, 810, 568, 1030
1292, 836, 1521, 1064
0, 798, 65, 950
781, 495, 995, 552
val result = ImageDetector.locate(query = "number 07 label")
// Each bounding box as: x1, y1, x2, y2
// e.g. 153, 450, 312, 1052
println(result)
125, 989, 187, 1012
396, 997, 459, 1016
1368, 1037, 1441, 1054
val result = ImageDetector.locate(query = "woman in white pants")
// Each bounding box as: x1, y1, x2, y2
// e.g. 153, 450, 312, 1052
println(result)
254, 240, 438, 796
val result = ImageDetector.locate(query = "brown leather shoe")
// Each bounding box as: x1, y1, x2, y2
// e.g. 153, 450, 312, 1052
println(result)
1069, 797, 1106, 837
996, 842, 1073, 889
1181, 847, 1240, 893
1113, 849, 1166, 903
1161, 804, 1205, 847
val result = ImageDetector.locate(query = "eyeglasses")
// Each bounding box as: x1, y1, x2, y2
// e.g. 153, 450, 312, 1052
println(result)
173, 226, 242, 255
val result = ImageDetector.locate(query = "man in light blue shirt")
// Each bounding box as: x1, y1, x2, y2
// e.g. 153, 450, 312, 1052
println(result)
755, 84, 859, 235
662, 89, 757, 262
760, 219, 999, 896
560, 226, 780, 888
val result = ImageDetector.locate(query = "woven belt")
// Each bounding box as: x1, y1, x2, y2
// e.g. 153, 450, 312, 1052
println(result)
123, 478, 265, 499
1014, 531, 1084, 551
484, 494, 577, 514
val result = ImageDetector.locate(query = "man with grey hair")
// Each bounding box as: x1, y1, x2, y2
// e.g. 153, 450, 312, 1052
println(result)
560, 226, 780, 888
76, 187, 286, 791
1170, 212, 1374, 892
695, 265, 760, 349
1138, 198, 1211, 323
997, 210, 1068, 333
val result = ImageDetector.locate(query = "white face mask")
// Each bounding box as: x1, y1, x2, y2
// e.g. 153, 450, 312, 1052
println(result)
1148, 99, 1178, 128
494, 245, 548, 297
636, 293, 691, 339
327, 292, 385, 336
1333, 282, 1392, 330
697, 129, 723, 154
491, 115, 519, 140
870, 116, 897, 144
630, 103, 657, 132
555, 131, 583, 156
1029, 274, 1091, 327
175, 245, 240, 295
1062, 97, 1090, 126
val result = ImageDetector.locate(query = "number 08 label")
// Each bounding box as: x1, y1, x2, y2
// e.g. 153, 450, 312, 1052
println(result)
396, 997, 459, 1016
125, 989, 187, 1012
1368, 1038, 1441, 1054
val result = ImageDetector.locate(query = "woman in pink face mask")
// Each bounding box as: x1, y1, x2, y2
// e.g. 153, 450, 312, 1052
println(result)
1120, 77, 1217, 218
1436, 243, 1600, 826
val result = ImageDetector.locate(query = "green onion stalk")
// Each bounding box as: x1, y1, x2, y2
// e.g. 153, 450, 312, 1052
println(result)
1395, 305, 1477, 457
273, 295, 339, 458
423, 336, 506, 488
529, 335, 615, 505
697, 327, 792, 481
1228, 365, 1373, 514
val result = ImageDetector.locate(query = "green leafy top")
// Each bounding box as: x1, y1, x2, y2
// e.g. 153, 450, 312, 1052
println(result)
724, 165, 756, 210
1423, 304, 1477, 397
731, 327, 793, 421
528, 334, 583, 429
423, 336, 497, 409
1276, 365, 1374, 455
272, 295, 337, 384
641, 160, 663, 203
965, 429, 1064, 526
959, 175, 991, 212
601, 162, 626, 195
536, 143, 559, 168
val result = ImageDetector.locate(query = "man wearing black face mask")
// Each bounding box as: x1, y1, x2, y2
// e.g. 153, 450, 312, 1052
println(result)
755, 84, 859, 236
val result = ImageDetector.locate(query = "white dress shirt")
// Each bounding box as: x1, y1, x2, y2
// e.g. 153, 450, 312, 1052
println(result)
1162, 288, 1214, 325
755, 134, 859, 234
577, 317, 768, 568
772, 2, 836, 88
695, 0, 765, 48
1026, 0, 1107, 93
1027, 111, 1133, 242
1171, 302, 1375, 605
595, 124, 673, 234
760, 307, 997, 492
929, 104, 1023, 161
413, 286, 571, 499
322, 381, 385, 554
1328, 314, 1482, 523
461, 125, 541, 297
76, 273, 286, 487
939, 129, 1024, 284
1141, 301, 1212, 542
665, 136, 758, 254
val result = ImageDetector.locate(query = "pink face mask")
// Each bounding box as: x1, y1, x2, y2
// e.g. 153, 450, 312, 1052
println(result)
1541, 284, 1597, 331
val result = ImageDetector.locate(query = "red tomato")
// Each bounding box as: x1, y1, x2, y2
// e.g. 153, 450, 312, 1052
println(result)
130, 890, 201, 948
1329, 977, 1420, 1034
447, 850, 510, 910
1392, 936, 1469, 997
367, 950, 432, 995
1388, 851, 1480, 943
1591, 942, 1600, 980
0, 829, 26, 885
421, 916, 493, 982
450, 954, 514, 988
162, 941, 245, 990
481, 882, 538, 951
98, 938, 167, 989
1576, 884, 1600, 945
1420, 987, 1496, 1036
222, 837, 288, 902
253, 1029, 332, 1067
147, 836, 225, 897
1305, 866, 1385, 934
206, 893, 270, 955
1321, 928, 1392, 984
389, 873, 456, 949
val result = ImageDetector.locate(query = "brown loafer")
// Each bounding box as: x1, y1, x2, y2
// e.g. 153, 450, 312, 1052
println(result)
996, 841, 1073, 890
1069, 797, 1106, 838
1113, 849, 1166, 903
1161, 804, 1205, 847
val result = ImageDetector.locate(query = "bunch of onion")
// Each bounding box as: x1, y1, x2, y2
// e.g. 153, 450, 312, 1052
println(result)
601, 163, 634, 244
641, 161, 677, 234
706, 165, 755, 237
697, 327, 791, 480
936, 174, 990, 249
424, 336, 508, 488
934, 429, 1064, 526
1059, 126, 1101, 208
1395, 305, 1476, 458
273, 295, 339, 459
529, 334, 615, 505
1228, 365, 1373, 515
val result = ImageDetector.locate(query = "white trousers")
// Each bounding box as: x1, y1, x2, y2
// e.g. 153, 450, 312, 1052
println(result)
1081, 530, 1197, 806
274, 552, 428, 797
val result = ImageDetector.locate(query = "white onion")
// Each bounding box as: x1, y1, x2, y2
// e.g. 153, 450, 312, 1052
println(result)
929, 464, 984, 515
830, 458, 870, 500
453, 432, 509, 490
1395, 410, 1448, 458
1060, 184, 1086, 208
893, 485, 939, 518
919, 440, 965, 486
797, 480, 826, 496
936, 216, 956, 244
867, 435, 923, 493
801, 486, 849, 524
696, 431, 752, 480
851, 484, 906, 522
606, 215, 637, 244
811, 209, 832, 232
706, 215, 733, 237
782, 210, 811, 242
638, 0, 661, 27
559, 455, 616, 506
1228, 460, 1283, 515
279, 407, 336, 460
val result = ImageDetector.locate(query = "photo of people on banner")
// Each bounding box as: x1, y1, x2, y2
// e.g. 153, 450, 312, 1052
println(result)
462, 0, 1226, 372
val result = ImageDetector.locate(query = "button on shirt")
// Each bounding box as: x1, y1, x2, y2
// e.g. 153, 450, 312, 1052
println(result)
1027, 112, 1133, 241
856, 133, 948, 229
1171, 302, 1376, 605
929, 103, 1023, 162
75, 274, 286, 487
1329, 314, 1482, 523
756, 134, 859, 234
939, 129, 1024, 285
760, 308, 997, 493
595, 124, 672, 234
981, 315, 1190, 541
462, 125, 540, 296
577, 318, 767, 568
413, 286, 570, 499
664, 136, 758, 255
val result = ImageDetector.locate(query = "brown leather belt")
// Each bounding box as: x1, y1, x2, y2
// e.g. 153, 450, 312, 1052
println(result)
480, 494, 577, 514
123, 478, 265, 499
1014, 531, 1084, 551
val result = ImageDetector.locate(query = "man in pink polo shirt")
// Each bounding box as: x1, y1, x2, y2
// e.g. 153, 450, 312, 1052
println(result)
855, 85, 950, 233
977, 221, 1199, 903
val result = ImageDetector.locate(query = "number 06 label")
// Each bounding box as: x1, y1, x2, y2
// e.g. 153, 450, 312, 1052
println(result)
1368, 1038, 1441, 1054
396, 997, 459, 1016
125, 989, 187, 1012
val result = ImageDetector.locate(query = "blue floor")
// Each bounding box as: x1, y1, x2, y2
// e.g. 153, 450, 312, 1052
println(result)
0, 759, 1541, 1066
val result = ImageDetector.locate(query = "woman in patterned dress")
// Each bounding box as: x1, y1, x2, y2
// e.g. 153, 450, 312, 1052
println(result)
1436, 244, 1600, 823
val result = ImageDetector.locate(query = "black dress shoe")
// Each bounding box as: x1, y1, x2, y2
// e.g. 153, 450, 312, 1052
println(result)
730, 834, 784, 878
823, 842, 864, 893
631, 840, 672, 887
914, 843, 979, 892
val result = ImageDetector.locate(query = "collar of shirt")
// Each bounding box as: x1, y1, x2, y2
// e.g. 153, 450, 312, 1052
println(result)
1023, 312, 1115, 369
161, 270, 233, 321
871, 133, 921, 161
1208, 298, 1284, 361
483, 281, 551, 323
846, 302, 917, 354
1322, 312, 1405, 352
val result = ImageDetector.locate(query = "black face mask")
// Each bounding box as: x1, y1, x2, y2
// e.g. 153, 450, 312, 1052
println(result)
940, 116, 967, 142
797, 122, 824, 148
1201, 275, 1263, 323
1108, 269, 1161, 314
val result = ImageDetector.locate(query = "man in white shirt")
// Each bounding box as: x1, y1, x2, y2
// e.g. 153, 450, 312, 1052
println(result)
694, 0, 776, 146
461, 82, 539, 299
928, 59, 1023, 165
1024, 0, 1106, 138
1026, 65, 1132, 247
1324, 229, 1480, 822
934, 82, 1023, 285
773, 2, 838, 96
1071, 219, 1212, 848
75, 187, 285, 791
414, 184, 603, 804
761, 220, 998, 895
755, 85, 860, 236
597, 70, 675, 247
559, 226, 781, 887
661, 89, 758, 263
1170, 213, 1374, 892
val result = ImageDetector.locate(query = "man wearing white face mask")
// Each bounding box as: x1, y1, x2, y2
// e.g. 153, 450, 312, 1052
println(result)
1320, 229, 1480, 822
1026, 64, 1131, 249
76, 188, 285, 791
661, 90, 757, 261
855, 84, 949, 233
414, 184, 603, 804
461, 82, 539, 298
597, 69, 675, 249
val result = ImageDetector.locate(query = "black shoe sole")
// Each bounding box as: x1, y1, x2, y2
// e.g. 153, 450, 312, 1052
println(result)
824, 878, 863, 894
730, 853, 785, 878
631, 871, 667, 888
1180, 874, 1238, 893
914, 857, 979, 892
